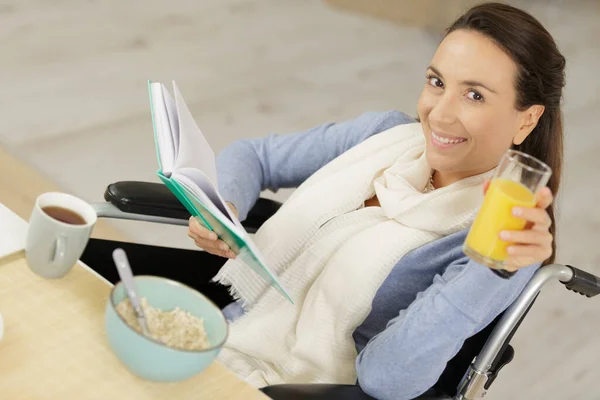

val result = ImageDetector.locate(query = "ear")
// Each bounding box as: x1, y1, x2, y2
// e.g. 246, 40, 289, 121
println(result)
513, 105, 545, 145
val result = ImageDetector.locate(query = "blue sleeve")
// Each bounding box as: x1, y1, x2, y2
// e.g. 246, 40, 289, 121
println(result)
355, 260, 538, 400
216, 111, 415, 221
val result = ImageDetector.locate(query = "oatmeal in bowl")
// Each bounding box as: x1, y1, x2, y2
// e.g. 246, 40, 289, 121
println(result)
116, 297, 210, 351
105, 275, 228, 382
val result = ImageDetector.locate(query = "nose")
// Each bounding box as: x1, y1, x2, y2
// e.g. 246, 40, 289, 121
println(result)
428, 92, 459, 127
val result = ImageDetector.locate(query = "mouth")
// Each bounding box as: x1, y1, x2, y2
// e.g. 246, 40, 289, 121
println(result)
431, 130, 467, 149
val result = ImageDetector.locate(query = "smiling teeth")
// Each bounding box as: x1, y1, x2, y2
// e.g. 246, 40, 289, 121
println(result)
432, 131, 466, 144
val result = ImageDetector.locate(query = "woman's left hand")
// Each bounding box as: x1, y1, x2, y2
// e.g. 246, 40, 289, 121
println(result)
483, 181, 554, 271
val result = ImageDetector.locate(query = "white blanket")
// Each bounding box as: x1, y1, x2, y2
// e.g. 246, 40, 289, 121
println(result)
214, 123, 492, 386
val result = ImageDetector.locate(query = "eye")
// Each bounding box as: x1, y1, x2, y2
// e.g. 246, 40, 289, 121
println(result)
467, 90, 484, 102
426, 74, 444, 89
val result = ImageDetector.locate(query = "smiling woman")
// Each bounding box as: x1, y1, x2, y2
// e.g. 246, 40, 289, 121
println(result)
174, 2, 570, 400
420, 4, 565, 265
419, 29, 544, 187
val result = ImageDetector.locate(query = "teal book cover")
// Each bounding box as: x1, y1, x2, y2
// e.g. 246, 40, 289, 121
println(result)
148, 80, 292, 303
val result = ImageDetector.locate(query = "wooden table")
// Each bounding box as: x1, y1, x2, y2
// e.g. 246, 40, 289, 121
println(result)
0, 205, 267, 399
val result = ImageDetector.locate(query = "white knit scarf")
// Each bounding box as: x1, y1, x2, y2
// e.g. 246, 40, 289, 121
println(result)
213, 123, 492, 387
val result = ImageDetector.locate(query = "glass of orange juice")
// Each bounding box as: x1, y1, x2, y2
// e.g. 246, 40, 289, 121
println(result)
463, 150, 552, 277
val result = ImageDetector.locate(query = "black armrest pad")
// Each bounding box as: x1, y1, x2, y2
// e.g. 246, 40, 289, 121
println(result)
260, 384, 449, 400
104, 181, 190, 219
104, 181, 282, 232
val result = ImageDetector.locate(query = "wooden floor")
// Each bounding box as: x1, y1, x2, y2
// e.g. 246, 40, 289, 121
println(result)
0, 1, 599, 398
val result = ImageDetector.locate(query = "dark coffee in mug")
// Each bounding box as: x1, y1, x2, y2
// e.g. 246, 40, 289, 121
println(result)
42, 206, 87, 225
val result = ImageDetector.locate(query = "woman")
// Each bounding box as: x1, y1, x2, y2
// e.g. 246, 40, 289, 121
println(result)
188, 3, 565, 399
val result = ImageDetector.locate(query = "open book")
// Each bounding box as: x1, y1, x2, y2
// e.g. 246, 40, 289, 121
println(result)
148, 80, 292, 303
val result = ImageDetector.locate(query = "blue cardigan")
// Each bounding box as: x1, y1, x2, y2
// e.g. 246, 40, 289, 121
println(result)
216, 111, 537, 400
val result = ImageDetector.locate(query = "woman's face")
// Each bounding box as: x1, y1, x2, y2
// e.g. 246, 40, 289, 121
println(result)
417, 29, 539, 183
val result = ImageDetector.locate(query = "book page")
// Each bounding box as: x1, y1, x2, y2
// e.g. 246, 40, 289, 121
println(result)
172, 172, 243, 240
171, 81, 218, 186
161, 84, 180, 162
149, 82, 176, 174
174, 168, 233, 222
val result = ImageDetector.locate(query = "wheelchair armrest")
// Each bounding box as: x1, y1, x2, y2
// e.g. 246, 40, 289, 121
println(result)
104, 181, 189, 219
103, 181, 282, 233
260, 384, 450, 400
472, 264, 594, 373
457, 263, 600, 399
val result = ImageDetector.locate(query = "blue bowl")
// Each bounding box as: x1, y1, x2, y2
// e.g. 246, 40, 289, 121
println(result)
104, 276, 229, 382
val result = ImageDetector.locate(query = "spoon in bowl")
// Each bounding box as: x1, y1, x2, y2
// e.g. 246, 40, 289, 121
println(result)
112, 248, 153, 340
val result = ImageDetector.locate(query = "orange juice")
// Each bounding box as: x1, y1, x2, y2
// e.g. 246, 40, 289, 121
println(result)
464, 178, 536, 264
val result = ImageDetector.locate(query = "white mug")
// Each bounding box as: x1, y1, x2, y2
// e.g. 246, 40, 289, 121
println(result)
26, 192, 97, 279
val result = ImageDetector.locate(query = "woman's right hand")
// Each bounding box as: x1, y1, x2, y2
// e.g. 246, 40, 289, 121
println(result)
187, 202, 238, 259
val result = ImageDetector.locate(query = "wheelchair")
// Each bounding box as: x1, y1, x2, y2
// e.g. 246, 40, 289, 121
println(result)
83, 181, 600, 400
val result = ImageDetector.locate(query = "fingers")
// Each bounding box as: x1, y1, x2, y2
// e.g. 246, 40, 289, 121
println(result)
502, 231, 553, 270
509, 187, 552, 228
500, 229, 552, 246
511, 207, 552, 230
189, 234, 236, 259
189, 217, 218, 240
535, 187, 554, 210
188, 217, 236, 259
506, 243, 552, 260
487, 187, 554, 272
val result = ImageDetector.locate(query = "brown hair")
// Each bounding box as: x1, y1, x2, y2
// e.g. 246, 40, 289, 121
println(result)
447, 3, 566, 265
